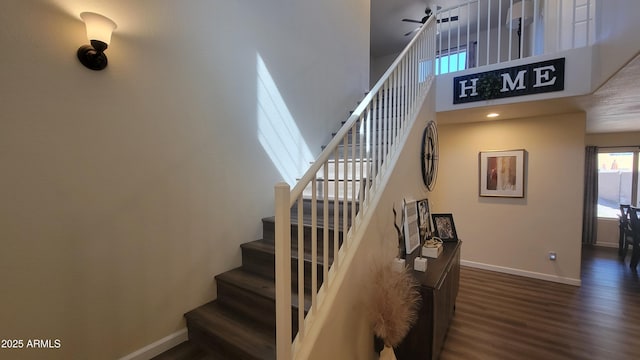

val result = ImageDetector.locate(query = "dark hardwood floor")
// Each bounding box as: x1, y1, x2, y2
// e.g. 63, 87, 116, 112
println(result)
440, 245, 640, 360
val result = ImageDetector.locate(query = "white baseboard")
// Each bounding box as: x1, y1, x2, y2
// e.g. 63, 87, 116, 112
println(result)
461, 260, 581, 287
118, 328, 188, 360
594, 242, 618, 248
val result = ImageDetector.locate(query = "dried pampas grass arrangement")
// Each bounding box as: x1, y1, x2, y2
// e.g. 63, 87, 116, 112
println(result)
368, 260, 421, 348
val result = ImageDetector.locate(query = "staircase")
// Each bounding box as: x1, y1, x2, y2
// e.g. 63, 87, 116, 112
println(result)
151, 86, 391, 360
152, 95, 409, 360
152, 133, 363, 360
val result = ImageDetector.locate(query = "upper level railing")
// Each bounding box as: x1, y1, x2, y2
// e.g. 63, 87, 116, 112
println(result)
435, 0, 595, 73
273, 16, 437, 360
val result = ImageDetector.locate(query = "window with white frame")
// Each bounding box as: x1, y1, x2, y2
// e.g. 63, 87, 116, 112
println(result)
436, 48, 467, 75
597, 148, 640, 218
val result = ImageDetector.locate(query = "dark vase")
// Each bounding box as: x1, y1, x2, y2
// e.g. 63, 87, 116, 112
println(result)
373, 334, 385, 355
398, 234, 406, 259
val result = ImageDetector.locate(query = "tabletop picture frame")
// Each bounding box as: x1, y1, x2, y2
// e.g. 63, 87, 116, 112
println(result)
403, 199, 421, 254
417, 198, 432, 239
479, 149, 526, 198
431, 213, 458, 242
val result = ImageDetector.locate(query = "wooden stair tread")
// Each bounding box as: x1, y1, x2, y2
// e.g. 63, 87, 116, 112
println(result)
241, 238, 336, 265
216, 267, 312, 312
185, 301, 275, 360
262, 215, 350, 231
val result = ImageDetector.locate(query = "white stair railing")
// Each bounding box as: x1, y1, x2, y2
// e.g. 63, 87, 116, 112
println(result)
435, 0, 596, 72
274, 16, 437, 360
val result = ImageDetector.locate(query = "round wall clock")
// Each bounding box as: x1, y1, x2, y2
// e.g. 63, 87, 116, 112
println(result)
421, 120, 439, 191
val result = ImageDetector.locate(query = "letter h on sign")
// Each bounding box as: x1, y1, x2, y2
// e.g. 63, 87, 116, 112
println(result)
458, 78, 478, 98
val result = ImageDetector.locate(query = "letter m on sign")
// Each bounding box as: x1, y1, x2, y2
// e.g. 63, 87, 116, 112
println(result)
501, 70, 527, 92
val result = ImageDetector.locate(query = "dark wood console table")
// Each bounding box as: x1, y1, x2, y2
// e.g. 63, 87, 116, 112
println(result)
394, 240, 461, 360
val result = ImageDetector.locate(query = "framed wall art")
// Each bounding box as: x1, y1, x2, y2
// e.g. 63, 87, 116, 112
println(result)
431, 213, 458, 242
479, 149, 526, 198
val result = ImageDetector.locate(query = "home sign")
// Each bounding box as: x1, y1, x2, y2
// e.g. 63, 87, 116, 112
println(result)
453, 58, 565, 104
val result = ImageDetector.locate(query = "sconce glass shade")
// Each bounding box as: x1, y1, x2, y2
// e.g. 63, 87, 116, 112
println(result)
77, 12, 117, 71
80, 12, 117, 45
506, 0, 534, 29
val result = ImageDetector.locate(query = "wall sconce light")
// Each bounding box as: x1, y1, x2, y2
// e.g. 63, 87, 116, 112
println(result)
77, 12, 117, 71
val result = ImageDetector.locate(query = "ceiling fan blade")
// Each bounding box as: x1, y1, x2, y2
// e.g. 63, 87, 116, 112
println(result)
402, 18, 423, 24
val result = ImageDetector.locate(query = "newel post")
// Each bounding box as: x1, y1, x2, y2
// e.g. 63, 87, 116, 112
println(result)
274, 182, 292, 360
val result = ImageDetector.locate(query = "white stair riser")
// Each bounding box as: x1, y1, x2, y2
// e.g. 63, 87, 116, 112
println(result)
316, 160, 370, 181
302, 180, 362, 201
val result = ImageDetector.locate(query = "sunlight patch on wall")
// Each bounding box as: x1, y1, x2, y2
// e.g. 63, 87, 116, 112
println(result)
257, 53, 313, 185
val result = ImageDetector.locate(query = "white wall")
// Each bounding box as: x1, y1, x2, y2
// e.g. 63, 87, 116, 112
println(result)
596, 219, 619, 248
591, 0, 640, 89
370, 53, 399, 88
430, 113, 586, 285
0, 0, 369, 358
543, 0, 596, 53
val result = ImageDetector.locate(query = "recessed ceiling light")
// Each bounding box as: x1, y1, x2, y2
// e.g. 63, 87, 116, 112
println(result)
486, 113, 500, 118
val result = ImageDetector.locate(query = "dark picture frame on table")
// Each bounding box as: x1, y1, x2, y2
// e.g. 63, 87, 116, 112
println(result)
479, 149, 526, 198
417, 198, 432, 239
431, 213, 458, 242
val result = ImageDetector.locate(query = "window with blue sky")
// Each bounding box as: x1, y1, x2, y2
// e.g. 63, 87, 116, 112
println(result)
436, 51, 467, 75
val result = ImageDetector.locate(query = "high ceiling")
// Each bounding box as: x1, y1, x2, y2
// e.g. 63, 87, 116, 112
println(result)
371, 0, 505, 58
370, 0, 431, 58
371, 0, 640, 134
